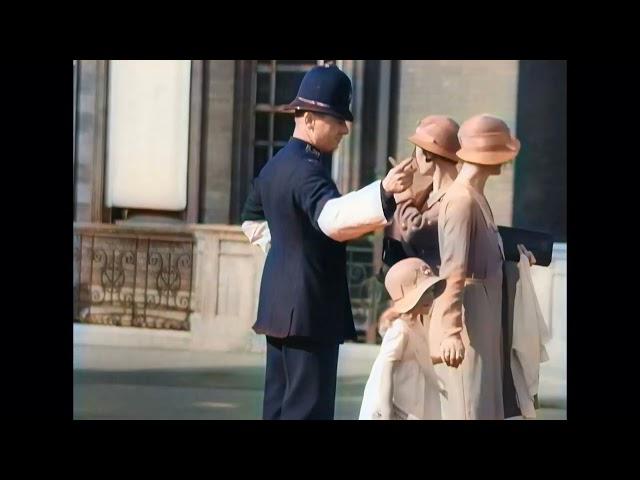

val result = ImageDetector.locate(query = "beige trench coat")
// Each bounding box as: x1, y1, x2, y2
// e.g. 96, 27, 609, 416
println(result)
394, 188, 450, 356
432, 178, 506, 420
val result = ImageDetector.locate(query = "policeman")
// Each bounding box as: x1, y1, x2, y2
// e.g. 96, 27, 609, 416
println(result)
241, 65, 415, 419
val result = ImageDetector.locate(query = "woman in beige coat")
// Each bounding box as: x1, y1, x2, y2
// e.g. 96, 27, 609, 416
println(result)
433, 114, 520, 420
395, 115, 461, 272
391, 117, 463, 411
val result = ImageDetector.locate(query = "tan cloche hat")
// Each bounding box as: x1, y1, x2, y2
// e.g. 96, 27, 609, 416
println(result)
456, 113, 520, 165
408, 115, 461, 163
384, 258, 446, 314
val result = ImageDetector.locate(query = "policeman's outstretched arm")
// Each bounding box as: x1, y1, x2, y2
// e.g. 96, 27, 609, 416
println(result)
317, 157, 415, 242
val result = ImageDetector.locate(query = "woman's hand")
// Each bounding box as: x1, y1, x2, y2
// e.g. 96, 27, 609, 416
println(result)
440, 334, 465, 368
517, 243, 537, 266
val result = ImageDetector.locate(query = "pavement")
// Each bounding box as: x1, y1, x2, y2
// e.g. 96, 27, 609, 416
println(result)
73, 342, 566, 420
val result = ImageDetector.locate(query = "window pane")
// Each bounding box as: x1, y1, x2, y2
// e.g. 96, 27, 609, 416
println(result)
254, 146, 270, 177
256, 72, 271, 104
252, 60, 322, 180
255, 112, 270, 142
275, 71, 306, 105
274, 113, 294, 143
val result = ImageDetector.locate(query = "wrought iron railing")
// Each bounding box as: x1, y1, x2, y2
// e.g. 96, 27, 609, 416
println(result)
74, 232, 194, 331
346, 241, 388, 340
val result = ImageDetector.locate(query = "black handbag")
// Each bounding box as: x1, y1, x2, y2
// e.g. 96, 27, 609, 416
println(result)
497, 226, 554, 267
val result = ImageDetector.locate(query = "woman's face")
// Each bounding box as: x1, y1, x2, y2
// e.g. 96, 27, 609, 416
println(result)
415, 147, 435, 176
412, 289, 435, 315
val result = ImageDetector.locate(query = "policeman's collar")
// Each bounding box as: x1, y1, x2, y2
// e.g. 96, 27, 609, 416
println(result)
290, 137, 322, 159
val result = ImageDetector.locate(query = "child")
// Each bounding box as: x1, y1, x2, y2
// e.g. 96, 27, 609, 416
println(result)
359, 257, 446, 420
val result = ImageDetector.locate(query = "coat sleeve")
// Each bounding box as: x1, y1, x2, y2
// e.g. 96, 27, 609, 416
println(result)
396, 199, 430, 246
292, 161, 342, 232
432, 194, 474, 339
294, 161, 393, 242
240, 178, 265, 222
317, 180, 392, 242
380, 321, 408, 361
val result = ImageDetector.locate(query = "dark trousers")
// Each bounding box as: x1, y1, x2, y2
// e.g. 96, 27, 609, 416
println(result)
263, 336, 340, 420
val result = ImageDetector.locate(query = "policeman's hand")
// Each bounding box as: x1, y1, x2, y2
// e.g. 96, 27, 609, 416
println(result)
517, 243, 536, 266
383, 157, 415, 195
440, 334, 465, 368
